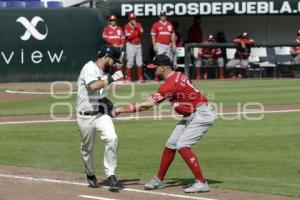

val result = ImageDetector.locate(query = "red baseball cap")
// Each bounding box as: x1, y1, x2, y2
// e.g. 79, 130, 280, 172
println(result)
128, 12, 136, 19
109, 15, 117, 21
147, 54, 172, 69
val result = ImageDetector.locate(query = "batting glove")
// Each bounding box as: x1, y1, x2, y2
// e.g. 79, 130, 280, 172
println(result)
107, 71, 124, 84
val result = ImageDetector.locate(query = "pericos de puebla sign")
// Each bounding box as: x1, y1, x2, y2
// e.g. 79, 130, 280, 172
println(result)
110, 1, 300, 17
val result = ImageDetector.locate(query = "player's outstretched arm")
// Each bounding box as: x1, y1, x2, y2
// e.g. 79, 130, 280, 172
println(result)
115, 100, 155, 115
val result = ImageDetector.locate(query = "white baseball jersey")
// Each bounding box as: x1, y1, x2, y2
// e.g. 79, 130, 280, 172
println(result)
76, 61, 107, 113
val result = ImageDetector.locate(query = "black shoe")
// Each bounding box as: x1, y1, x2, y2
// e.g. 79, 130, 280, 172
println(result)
87, 175, 99, 188
107, 175, 123, 191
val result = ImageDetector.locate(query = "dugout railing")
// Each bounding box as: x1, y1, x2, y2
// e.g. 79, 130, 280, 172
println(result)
183, 43, 300, 78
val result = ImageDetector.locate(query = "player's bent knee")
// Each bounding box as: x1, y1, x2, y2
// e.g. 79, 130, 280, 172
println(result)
165, 143, 177, 150
176, 144, 191, 150
107, 137, 118, 145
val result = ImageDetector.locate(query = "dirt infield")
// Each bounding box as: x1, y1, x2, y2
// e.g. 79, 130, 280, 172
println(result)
0, 82, 300, 200
0, 165, 299, 200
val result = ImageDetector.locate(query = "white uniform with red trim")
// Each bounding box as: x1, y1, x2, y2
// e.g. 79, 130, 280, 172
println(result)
124, 22, 143, 68
151, 20, 175, 60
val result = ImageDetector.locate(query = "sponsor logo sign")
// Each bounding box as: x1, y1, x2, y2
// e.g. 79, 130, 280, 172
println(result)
120, 1, 300, 17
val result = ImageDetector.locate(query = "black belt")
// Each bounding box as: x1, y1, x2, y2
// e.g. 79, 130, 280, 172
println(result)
79, 111, 99, 116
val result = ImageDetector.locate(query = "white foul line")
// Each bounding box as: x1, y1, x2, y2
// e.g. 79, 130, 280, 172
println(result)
1, 109, 300, 125
0, 174, 217, 200
5, 89, 78, 95
79, 195, 118, 200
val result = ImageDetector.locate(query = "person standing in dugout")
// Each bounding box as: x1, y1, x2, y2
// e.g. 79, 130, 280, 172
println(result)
76, 45, 124, 191
124, 12, 145, 83
115, 54, 216, 193
151, 11, 176, 81
102, 15, 125, 73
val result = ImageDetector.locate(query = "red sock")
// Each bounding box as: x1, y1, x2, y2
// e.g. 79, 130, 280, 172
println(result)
137, 67, 144, 80
196, 68, 201, 79
178, 147, 206, 183
127, 68, 132, 81
156, 147, 176, 181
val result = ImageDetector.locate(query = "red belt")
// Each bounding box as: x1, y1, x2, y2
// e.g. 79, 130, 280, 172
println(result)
128, 41, 140, 45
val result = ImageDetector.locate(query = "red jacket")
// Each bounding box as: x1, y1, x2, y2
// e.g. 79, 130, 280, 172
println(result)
198, 40, 222, 59
124, 22, 143, 44
233, 37, 255, 59
102, 25, 125, 46
151, 20, 174, 45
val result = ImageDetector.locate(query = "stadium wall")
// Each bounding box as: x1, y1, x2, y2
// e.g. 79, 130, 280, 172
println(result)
0, 8, 105, 82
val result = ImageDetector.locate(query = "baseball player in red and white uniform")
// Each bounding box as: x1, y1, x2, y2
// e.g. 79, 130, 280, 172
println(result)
102, 15, 125, 70
124, 13, 145, 83
226, 32, 255, 78
115, 54, 216, 193
290, 30, 300, 64
151, 11, 176, 61
195, 35, 224, 80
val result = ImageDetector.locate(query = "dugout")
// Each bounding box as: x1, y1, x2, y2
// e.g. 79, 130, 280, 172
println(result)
95, 0, 300, 63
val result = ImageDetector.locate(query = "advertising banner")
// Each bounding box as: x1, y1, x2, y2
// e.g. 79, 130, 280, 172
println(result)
100, 0, 300, 17
0, 8, 104, 82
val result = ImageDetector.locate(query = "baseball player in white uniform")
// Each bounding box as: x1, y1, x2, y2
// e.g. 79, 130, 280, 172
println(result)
76, 45, 124, 191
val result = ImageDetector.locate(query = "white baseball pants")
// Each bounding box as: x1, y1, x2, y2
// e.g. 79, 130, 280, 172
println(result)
126, 42, 143, 68
156, 42, 173, 61
77, 114, 118, 178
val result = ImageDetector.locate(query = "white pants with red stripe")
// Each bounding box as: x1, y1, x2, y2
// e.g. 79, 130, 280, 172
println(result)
126, 42, 143, 68
156, 42, 173, 61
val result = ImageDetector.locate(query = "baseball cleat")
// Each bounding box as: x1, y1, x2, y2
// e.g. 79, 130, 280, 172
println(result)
184, 180, 209, 193
144, 176, 163, 190
87, 175, 99, 188
107, 175, 123, 191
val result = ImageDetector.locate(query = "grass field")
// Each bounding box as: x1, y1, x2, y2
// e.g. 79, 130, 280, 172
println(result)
0, 113, 299, 197
1, 79, 300, 116
0, 79, 300, 197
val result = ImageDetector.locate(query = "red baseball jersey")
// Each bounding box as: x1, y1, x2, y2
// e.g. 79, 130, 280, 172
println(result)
291, 39, 300, 54
148, 72, 208, 116
124, 22, 143, 44
198, 40, 222, 59
151, 20, 174, 45
102, 25, 125, 46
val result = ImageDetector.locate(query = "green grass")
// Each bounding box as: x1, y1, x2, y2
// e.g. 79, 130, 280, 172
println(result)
1, 79, 300, 116
0, 112, 299, 197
